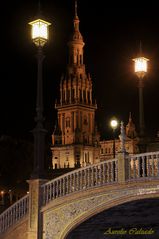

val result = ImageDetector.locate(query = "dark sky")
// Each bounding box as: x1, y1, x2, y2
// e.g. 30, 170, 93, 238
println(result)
1, 1, 159, 140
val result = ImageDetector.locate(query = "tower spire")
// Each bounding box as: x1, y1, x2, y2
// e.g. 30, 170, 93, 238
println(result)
129, 112, 132, 122
73, 0, 80, 31
75, 0, 78, 18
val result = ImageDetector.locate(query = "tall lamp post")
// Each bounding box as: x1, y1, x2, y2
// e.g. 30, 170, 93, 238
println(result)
132, 56, 149, 138
29, 18, 51, 179
110, 119, 118, 158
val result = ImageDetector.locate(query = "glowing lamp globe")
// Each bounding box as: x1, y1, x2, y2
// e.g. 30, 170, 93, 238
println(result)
110, 119, 118, 129
132, 57, 149, 79
29, 18, 51, 47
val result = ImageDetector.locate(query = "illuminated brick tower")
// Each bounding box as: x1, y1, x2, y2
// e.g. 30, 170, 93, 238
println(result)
51, 1, 100, 169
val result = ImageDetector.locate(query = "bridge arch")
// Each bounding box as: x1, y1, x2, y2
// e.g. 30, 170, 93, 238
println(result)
42, 180, 159, 239
65, 196, 159, 239
64, 194, 159, 239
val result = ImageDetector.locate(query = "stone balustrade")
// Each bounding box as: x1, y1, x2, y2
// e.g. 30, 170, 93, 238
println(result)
0, 194, 29, 234
42, 158, 118, 205
128, 151, 159, 180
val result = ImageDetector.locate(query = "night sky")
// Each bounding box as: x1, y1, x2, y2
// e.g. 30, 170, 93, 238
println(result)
1, 1, 159, 141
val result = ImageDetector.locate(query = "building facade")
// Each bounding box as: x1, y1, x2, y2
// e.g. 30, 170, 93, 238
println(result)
100, 113, 139, 160
51, 4, 100, 169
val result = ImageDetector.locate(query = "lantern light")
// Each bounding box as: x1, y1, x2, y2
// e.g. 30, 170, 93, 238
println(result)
132, 57, 149, 79
29, 18, 51, 47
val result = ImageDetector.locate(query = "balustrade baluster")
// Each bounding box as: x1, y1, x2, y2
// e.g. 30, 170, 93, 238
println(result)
48, 184, 50, 201
154, 155, 157, 176
21, 201, 23, 217
142, 156, 145, 177
76, 173, 79, 191
107, 163, 110, 182
18, 203, 20, 219
6, 211, 8, 228
68, 175, 70, 193
68, 175, 71, 193
133, 158, 136, 179
15, 205, 18, 222
52, 182, 55, 199
128, 158, 131, 180
110, 162, 113, 182
157, 154, 159, 176
86, 169, 89, 188
99, 164, 102, 185
85, 169, 88, 188
152, 156, 155, 177
63, 178, 65, 196
66, 176, 69, 194
114, 161, 118, 181
10, 210, 12, 226
80, 171, 83, 190
147, 156, 150, 177
46, 185, 49, 203
137, 157, 141, 178
82, 170, 85, 189
43, 186, 46, 205
57, 180, 60, 197
6, 210, 9, 228
95, 166, 98, 185
73, 173, 76, 192
69, 174, 71, 193
3, 215, 5, 230
49, 184, 52, 200
3, 215, 5, 231
59, 179, 62, 196
103, 163, 106, 184
91, 167, 94, 186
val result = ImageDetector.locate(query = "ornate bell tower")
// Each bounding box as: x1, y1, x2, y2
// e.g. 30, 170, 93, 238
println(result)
51, 1, 100, 169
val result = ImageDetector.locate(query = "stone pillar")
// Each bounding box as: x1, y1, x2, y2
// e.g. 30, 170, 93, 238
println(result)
27, 179, 47, 239
117, 152, 129, 183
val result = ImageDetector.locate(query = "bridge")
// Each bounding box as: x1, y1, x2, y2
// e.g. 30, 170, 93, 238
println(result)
0, 150, 159, 239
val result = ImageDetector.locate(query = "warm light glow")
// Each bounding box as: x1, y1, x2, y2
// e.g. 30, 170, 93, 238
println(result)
1, 191, 4, 195
29, 18, 51, 46
110, 119, 118, 129
133, 57, 149, 78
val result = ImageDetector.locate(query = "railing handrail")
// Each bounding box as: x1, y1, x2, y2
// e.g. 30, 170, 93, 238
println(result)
42, 158, 118, 188
0, 194, 29, 218
0, 194, 29, 234
129, 151, 159, 159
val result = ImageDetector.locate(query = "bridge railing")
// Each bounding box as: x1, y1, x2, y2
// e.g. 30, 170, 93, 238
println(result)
0, 194, 29, 234
128, 151, 159, 180
42, 158, 118, 205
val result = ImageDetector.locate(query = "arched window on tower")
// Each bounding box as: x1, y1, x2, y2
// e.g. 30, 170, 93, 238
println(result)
83, 90, 86, 102
79, 89, 82, 102
87, 91, 90, 103
72, 88, 75, 102
80, 55, 82, 64
67, 89, 70, 102
66, 117, 70, 128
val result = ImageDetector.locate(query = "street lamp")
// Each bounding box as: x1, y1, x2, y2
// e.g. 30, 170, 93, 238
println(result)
132, 56, 149, 138
29, 18, 51, 179
110, 119, 118, 158
1, 191, 4, 205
